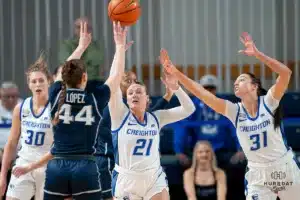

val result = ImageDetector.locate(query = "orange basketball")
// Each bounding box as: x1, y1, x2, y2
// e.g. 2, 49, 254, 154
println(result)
108, 0, 141, 26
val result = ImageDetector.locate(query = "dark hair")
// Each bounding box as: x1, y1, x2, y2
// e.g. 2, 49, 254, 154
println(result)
246, 73, 283, 129
26, 55, 53, 83
52, 59, 86, 125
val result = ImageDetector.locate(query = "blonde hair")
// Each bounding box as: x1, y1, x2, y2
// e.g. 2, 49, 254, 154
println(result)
190, 141, 218, 175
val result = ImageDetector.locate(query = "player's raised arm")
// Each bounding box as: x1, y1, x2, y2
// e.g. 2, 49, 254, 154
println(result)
160, 49, 227, 115
67, 22, 91, 61
239, 32, 292, 101
105, 22, 127, 93
104, 22, 129, 130
55, 22, 92, 82
154, 69, 195, 127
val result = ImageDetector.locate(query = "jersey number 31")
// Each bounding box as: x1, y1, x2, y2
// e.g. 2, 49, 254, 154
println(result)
59, 104, 95, 125
250, 131, 267, 151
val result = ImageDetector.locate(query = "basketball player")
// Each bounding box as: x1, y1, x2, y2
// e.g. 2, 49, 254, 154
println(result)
107, 22, 195, 200
97, 74, 173, 200
0, 57, 54, 200
160, 32, 300, 200
13, 21, 130, 200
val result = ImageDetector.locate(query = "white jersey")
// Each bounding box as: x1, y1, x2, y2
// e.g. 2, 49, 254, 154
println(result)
18, 97, 53, 161
225, 90, 288, 163
0, 99, 22, 149
109, 87, 195, 172
112, 112, 161, 171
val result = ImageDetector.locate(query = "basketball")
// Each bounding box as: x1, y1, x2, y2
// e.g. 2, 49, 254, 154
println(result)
108, 0, 141, 26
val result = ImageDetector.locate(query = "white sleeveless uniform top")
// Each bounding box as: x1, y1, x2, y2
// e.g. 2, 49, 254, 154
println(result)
0, 99, 22, 149
225, 90, 288, 163
112, 112, 160, 171
18, 97, 53, 162
109, 87, 195, 173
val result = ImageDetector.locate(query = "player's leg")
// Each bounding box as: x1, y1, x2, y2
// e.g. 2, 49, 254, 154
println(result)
277, 158, 300, 200
150, 189, 169, 200
6, 174, 35, 200
6, 159, 35, 200
278, 184, 300, 200
146, 170, 169, 200
96, 156, 114, 200
33, 167, 46, 200
43, 159, 71, 199
71, 158, 101, 200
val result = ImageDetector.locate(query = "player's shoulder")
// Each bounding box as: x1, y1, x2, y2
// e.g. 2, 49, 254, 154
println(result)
86, 80, 110, 94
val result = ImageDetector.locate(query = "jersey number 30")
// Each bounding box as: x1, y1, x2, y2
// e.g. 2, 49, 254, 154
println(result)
59, 104, 95, 125
250, 131, 267, 151
25, 130, 45, 146
133, 139, 153, 156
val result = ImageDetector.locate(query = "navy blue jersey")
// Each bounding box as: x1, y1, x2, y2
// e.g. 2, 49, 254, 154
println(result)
49, 81, 110, 155
95, 96, 169, 157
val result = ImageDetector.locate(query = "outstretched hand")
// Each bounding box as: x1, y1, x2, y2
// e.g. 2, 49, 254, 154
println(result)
78, 22, 92, 50
113, 21, 128, 47
238, 32, 259, 56
161, 69, 179, 91
159, 48, 176, 74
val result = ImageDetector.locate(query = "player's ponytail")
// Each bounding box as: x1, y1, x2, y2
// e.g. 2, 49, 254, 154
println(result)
52, 59, 86, 125
246, 73, 283, 129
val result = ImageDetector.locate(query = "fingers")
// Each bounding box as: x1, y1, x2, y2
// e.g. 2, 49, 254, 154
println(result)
125, 41, 134, 51
84, 22, 87, 34
80, 21, 84, 35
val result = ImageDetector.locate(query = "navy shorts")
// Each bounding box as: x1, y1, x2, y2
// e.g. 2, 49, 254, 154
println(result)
96, 155, 115, 199
44, 157, 101, 200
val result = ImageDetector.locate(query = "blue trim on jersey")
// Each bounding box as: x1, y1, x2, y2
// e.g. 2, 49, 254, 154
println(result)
149, 112, 160, 129
235, 103, 240, 127
242, 97, 260, 121
19, 99, 25, 121
112, 132, 119, 165
262, 97, 274, 117
30, 97, 50, 118
111, 111, 130, 133
244, 178, 248, 196
132, 112, 148, 127
111, 170, 119, 196
279, 122, 289, 151
293, 155, 300, 169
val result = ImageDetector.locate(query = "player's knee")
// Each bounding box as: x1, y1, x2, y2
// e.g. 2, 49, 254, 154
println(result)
150, 189, 169, 200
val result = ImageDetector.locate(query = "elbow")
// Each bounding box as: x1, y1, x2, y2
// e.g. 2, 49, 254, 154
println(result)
282, 65, 292, 77
286, 68, 292, 76
187, 103, 196, 116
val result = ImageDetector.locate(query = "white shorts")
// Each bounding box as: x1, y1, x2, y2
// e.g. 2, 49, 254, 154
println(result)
6, 157, 46, 200
245, 150, 300, 200
112, 165, 169, 200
